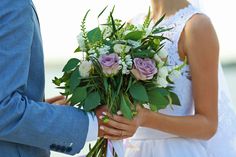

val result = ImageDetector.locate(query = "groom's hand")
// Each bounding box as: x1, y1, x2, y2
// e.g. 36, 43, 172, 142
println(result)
46, 95, 69, 105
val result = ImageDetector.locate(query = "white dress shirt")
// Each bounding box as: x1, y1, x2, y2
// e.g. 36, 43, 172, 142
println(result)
86, 112, 98, 141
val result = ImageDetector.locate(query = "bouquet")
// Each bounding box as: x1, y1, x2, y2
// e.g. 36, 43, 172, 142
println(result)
53, 6, 185, 157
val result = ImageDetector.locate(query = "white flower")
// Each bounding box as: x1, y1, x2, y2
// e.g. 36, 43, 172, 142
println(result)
101, 26, 112, 39
145, 25, 153, 36
124, 30, 132, 36
98, 45, 110, 55
158, 67, 169, 78
158, 49, 168, 59
76, 33, 86, 51
169, 70, 181, 81
79, 61, 92, 78
156, 77, 169, 88
113, 44, 131, 54
127, 40, 141, 48
136, 24, 143, 31
154, 54, 162, 62
88, 49, 96, 54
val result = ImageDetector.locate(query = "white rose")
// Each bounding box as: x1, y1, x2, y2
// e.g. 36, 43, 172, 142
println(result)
158, 49, 168, 59
158, 67, 169, 78
76, 33, 86, 51
169, 70, 181, 81
113, 44, 131, 54
156, 77, 168, 88
79, 61, 92, 78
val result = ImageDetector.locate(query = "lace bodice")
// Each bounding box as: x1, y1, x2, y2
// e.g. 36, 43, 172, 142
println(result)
130, 4, 236, 156
132, 4, 200, 116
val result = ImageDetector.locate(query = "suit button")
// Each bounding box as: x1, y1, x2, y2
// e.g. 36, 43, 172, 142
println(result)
55, 145, 61, 151
60, 146, 66, 152
50, 144, 56, 150
65, 146, 72, 152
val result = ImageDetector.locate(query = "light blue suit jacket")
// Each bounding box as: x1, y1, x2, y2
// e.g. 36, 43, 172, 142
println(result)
0, 0, 89, 156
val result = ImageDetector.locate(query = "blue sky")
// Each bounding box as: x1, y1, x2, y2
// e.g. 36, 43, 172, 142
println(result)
33, 0, 236, 65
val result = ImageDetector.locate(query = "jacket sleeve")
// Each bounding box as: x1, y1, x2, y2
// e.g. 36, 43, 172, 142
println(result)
0, 3, 89, 155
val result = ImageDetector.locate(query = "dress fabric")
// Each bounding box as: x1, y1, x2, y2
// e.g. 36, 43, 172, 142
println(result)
124, 4, 236, 157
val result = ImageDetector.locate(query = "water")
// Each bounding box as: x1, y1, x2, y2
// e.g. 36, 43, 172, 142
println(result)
45, 63, 236, 157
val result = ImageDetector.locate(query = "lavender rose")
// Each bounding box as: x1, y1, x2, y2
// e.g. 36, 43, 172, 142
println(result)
131, 58, 158, 80
99, 53, 120, 76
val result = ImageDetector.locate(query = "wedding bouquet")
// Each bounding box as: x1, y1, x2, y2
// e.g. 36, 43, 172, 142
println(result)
53, 6, 185, 157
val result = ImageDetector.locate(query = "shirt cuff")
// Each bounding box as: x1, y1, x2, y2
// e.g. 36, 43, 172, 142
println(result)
86, 112, 98, 142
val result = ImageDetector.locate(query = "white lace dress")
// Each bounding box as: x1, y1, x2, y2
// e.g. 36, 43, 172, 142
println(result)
124, 4, 236, 157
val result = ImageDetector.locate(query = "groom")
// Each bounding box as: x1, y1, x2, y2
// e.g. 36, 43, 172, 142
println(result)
0, 0, 106, 156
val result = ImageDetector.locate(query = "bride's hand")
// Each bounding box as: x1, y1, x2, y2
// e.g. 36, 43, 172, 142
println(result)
45, 95, 69, 105
99, 106, 148, 140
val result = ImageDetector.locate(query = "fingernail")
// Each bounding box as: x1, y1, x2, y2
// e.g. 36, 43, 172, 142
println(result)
117, 111, 122, 115
99, 116, 104, 120
100, 126, 104, 130
102, 112, 107, 116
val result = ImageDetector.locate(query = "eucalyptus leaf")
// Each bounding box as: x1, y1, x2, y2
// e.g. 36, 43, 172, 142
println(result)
87, 27, 102, 44
148, 88, 169, 111
170, 92, 181, 106
129, 83, 149, 102
63, 58, 80, 72
70, 87, 87, 105
69, 70, 81, 92
120, 94, 133, 119
84, 92, 101, 111
124, 31, 144, 41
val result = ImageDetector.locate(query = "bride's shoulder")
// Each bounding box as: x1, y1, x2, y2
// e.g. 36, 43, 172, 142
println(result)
185, 14, 214, 36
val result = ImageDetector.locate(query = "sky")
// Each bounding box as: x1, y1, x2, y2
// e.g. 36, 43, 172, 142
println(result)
33, 0, 236, 65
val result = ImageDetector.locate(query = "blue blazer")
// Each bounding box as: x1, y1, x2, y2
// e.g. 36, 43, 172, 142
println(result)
0, 0, 89, 156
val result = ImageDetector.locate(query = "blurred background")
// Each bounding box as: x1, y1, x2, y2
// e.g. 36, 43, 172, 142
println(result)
33, 0, 236, 156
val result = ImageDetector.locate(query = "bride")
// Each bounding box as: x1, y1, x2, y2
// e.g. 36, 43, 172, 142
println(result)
99, 0, 236, 156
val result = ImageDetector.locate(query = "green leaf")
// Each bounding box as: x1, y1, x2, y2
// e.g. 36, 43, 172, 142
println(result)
103, 78, 108, 93
70, 87, 87, 105
152, 14, 166, 29
148, 88, 169, 111
129, 83, 149, 102
87, 27, 102, 44
63, 58, 80, 72
120, 94, 133, 119
69, 70, 81, 92
170, 92, 181, 106
52, 77, 61, 86
98, 5, 108, 18
74, 46, 81, 52
84, 92, 101, 111
124, 31, 144, 41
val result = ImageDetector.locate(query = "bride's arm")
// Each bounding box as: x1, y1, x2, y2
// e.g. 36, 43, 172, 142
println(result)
101, 14, 219, 140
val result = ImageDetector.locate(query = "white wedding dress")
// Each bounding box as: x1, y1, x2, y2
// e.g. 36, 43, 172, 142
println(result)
124, 4, 236, 157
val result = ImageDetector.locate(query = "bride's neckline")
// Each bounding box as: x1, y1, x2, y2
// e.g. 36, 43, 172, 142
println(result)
153, 4, 193, 24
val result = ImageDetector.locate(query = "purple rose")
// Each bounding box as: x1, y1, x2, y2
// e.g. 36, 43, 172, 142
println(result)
99, 53, 120, 76
131, 58, 157, 80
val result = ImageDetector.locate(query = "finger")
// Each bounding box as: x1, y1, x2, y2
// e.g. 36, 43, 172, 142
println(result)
46, 96, 65, 103
102, 112, 132, 125
101, 117, 129, 130
104, 135, 131, 140
100, 125, 122, 136
112, 115, 133, 125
